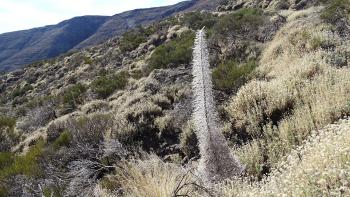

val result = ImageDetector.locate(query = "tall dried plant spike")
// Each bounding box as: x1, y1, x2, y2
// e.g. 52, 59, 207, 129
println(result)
192, 28, 244, 183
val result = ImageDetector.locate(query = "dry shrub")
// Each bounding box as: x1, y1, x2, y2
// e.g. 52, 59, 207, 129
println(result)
180, 120, 199, 159
232, 140, 265, 179
109, 70, 191, 152
226, 10, 350, 175
17, 106, 56, 133
219, 118, 350, 196
109, 155, 200, 197
82, 100, 110, 114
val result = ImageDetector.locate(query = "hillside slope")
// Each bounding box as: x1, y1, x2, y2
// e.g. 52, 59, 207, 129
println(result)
0, 0, 349, 196
0, 0, 221, 72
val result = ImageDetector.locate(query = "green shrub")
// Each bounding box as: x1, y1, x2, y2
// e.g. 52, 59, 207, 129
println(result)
321, 0, 350, 23
91, 71, 128, 99
25, 95, 55, 110
119, 26, 152, 52
0, 186, 8, 197
0, 116, 17, 151
212, 8, 266, 39
180, 12, 218, 30
148, 31, 195, 71
0, 139, 44, 180
62, 83, 86, 108
180, 121, 199, 159
0, 116, 16, 131
43, 186, 62, 197
0, 152, 13, 169
11, 84, 33, 98
52, 130, 71, 150
212, 60, 257, 92
83, 56, 93, 65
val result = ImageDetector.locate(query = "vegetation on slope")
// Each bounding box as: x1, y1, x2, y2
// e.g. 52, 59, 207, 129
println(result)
212, 59, 257, 92
0, 0, 350, 196
148, 31, 195, 71
91, 71, 129, 99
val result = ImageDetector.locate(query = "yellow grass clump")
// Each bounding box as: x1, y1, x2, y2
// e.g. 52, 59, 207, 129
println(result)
107, 155, 202, 197
226, 8, 350, 174
220, 118, 350, 196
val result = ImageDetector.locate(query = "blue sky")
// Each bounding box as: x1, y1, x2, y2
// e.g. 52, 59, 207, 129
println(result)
0, 0, 184, 34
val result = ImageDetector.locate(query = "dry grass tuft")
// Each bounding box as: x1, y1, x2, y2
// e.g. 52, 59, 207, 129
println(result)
220, 118, 350, 196
109, 155, 202, 197
226, 8, 350, 176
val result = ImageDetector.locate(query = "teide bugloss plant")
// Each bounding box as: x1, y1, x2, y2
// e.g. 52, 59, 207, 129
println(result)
192, 28, 244, 183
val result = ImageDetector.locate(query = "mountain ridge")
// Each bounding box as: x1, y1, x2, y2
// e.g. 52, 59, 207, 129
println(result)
0, 0, 220, 72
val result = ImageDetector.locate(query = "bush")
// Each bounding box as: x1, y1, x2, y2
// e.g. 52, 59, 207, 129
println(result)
180, 12, 218, 30
11, 84, 33, 98
43, 186, 61, 197
0, 186, 8, 197
62, 83, 86, 108
212, 60, 257, 92
0, 116, 16, 131
111, 155, 197, 196
66, 113, 112, 145
0, 152, 13, 169
212, 8, 266, 39
119, 26, 152, 52
52, 130, 72, 150
83, 56, 93, 65
0, 139, 45, 180
148, 31, 195, 71
18, 106, 56, 133
180, 121, 199, 159
0, 116, 18, 152
321, 0, 350, 23
91, 71, 128, 99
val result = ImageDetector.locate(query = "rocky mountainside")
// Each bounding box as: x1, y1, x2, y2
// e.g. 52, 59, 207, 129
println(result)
0, 0, 222, 72
0, 0, 349, 196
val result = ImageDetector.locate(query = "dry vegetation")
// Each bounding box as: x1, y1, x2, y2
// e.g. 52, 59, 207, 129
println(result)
226, 7, 350, 178
0, 0, 350, 196
220, 118, 350, 196
94, 5, 350, 196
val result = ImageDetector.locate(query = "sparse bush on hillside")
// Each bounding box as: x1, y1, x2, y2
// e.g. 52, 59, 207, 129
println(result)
91, 71, 128, 99
67, 113, 112, 145
17, 106, 56, 132
83, 56, 93, 65
0, 116, 16, 132
82, 100, 110, 114
113, 99, 164, 151
147, 31, 195, 72
119, 26, 154, 52
109, 155, 199, 196
180, 12, 218, 30
212, 59, 257, 92
232, 140, 266, 179
212, 8, 266, 39
11, 84, 33, 99
61, 83, 86, 111
320, 0, 350, 23
42, 186, 61, 197
0, 139, 45, 180
52, 129, 71, 150
0, 185, 8, 197
0, 116, 18, 152
179, 121, 199, 159
226, 14, 350, 178
289, 30, 330, 51
220, 119, 350, 196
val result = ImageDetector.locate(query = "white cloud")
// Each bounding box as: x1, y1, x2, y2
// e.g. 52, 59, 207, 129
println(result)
0, 0, 183, 34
